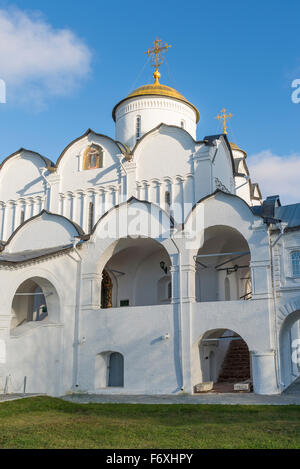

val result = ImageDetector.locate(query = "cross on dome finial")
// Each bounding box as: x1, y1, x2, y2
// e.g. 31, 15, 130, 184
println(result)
145, 38, 172, 85
216, 108, 232, 135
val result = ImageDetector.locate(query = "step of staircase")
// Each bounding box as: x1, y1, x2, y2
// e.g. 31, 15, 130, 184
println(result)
217, 338, 251, 384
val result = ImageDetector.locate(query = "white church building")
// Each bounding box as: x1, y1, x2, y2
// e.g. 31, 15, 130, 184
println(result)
0, 40, 299, 397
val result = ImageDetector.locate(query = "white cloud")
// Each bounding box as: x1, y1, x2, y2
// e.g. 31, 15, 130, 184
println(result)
0, 7, 91, 107
247, 150, 300, 205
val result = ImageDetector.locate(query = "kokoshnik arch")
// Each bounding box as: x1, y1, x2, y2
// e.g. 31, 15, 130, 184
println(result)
0, 39, 299, 396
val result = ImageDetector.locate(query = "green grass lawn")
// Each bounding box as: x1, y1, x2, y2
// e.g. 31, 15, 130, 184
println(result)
0, 396, 299, 449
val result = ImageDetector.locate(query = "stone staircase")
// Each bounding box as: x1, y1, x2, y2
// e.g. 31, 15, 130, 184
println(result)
217, 339, 251, 383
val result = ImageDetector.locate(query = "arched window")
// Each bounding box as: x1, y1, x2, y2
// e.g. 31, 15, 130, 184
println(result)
136, 115, 141, 141
88, 202, 94, 233
291, 251, 300, 277
11, 279, 54, 331
83, 144, 103, 170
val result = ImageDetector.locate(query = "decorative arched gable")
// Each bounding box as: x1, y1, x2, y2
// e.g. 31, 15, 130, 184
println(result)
0, 149, 53, 202
4, 210, 85, 253
183, 190, 268, 261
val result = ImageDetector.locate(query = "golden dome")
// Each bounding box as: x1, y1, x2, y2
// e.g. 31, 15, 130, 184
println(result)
112, 81, 200, 123
229, 142, 247, 157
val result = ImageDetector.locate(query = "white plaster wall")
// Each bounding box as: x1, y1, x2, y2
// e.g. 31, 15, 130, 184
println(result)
78, 304, 181, 394
0, 152, 46, 202
115, 96, 197, 148
135, 126, 196, 182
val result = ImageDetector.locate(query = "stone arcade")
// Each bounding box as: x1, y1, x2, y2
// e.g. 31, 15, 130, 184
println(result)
0, 40, 299, 396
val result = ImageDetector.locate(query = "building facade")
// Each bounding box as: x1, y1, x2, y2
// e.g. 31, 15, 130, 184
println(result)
0, 51, 299, 396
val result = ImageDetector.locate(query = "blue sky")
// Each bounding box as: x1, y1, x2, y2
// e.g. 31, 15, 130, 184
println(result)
0, 0, 300, 203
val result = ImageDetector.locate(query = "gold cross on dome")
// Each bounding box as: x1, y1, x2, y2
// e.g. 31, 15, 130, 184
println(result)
145, 38, 172, 84
216, 108, 232, 134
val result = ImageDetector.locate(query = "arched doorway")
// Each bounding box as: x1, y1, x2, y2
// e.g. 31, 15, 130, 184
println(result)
11, 277, 60, 331
195, 226, 251, 302
280, 310, 300, 389
108, 352, 124, 387
95, 351, 124, 388
100, 237, 171, 308
196, 329, 251, 393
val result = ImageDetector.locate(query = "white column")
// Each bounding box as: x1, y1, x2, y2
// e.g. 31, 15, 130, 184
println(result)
64, 194, 72, 219
94, 190, 102, 222
110, 188, 116, 207
71, 194, 79, 224
83, 193, 89, 233
23, 199, 30, 221
159, 182, 164, 209
60, 195, 65, 216
10, 202, 17, 234
102, 189, 107, 216
144, 182, 150, 202
251, 350, 279, 394
78, 192, 85, 229
18, 200, 26, 226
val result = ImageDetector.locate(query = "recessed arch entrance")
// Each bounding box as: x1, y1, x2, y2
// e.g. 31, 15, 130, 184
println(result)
195, 225, 251, 302
194, 329, 251, 392
99, 237, 172, 308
